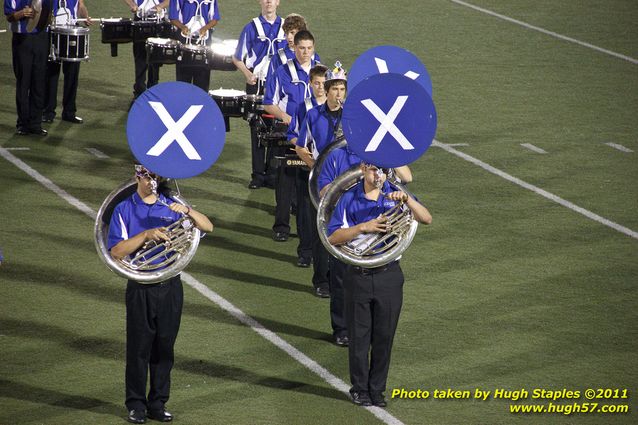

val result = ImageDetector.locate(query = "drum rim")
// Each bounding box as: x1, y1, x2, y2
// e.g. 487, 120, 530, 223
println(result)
50, 25, 90, 35
146, 37, 178, 46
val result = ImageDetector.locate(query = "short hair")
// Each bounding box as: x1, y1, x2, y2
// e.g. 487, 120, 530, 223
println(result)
324, 78, 347, 92
282, 13, 307, 33
309, 64, 329, 81
294, 29, 314, 45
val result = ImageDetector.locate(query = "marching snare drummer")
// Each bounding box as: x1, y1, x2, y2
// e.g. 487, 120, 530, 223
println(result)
263, 29, 320, 243
232, 0, 286, 189
169, 0, 220, 92
43, 0, 91, 125
5, 0, 51, 136
326, 163, 430, 408
108, 164, 213, 424
122, 0, 169, 103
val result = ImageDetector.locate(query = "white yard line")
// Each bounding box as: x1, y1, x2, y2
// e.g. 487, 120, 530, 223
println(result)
5, 147, 31, 151
520, 143, 547, 154
449, 0, 638, 65
432, 140, 638, 240
0, 145, 404, 425
85, 147, 110, 159
605, 143, 634, 153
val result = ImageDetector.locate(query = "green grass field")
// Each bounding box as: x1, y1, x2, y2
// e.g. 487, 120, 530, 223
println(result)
1, 1, 637, 424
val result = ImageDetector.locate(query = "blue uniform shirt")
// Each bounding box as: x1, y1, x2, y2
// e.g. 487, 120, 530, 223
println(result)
169, 0, 220, 24
317, 146, 362, 192
297, 103, 342, 158
287, 97, 318, 142
327, 180, 399, 237
234, 15, 286, 69
266, 47, 321, 86
107, 191, 182, 252
4, 0, 50, 33
264, 57, 320, 117
52, 0, 78, 25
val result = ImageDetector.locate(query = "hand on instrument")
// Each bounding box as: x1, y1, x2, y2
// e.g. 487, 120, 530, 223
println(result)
281, 113, 292, 125
84, 17, 94, 26
21, 6, 34, 18
198, 28, 208, 38
131, 5, 138, 13
169, 203, 190, 215
360, 216, 390, 233
145, 228, 170, 242
246, 72, 257, 85
386, 190, 409, 203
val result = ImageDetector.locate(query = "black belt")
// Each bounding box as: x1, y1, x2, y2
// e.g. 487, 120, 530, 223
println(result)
351, 261, 399, 276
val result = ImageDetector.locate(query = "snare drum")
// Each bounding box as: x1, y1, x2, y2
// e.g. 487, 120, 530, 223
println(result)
50, 25, 90, 62
208, 39, 238, 71
209, 88, 246, 117
132, 19, 172, 42
242, 94, 264, 120
146, 37, 179, 65
100, 18, 132, 43
178, 43, 208, 67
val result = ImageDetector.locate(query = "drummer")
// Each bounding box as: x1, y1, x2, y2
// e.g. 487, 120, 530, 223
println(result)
122, 0, 169, 104
232, 0, 287, 190
5, 0, 50, 136
169, 0, 220, 92
43, 0, 92, 125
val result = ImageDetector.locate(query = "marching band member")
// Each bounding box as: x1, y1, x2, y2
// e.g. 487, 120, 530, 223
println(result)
122, 0, 169, 103
5, 0, 50, 136
108, 164, 213, 424
263, 29, 320, 243
327, 163, 431, 407
169, 0, 220, 92
232, 0, 286, 189
287, 64, 328, 278
43, 0, 92, 125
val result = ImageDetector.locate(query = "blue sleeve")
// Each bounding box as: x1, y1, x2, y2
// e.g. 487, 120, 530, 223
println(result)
107, 203, 127, 251
327, 191, 352, 237
263, 66, 280, 105
168, 0, 179, 21
211, 0, 220, 21
4, 0, 17, 15
296, 110, 312, 148
234, 23, 250, 60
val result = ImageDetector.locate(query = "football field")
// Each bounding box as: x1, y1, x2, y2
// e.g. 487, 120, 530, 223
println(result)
1, 1, 636, 424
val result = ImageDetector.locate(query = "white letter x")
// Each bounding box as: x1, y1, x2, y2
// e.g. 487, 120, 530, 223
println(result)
146, 102, 203, 160
361, 96, 415, 152
374, 57, 420, 80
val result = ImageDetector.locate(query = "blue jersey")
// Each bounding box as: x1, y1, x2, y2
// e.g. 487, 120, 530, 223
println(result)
107, 191, 182, 254
317, 146, 362, 192
234, 15, 286, 69
4, 0, 50, 33
327, 180, 399, 237
169, 0, 220, 24
266, 47, 320, 86
287, 97, 319, 142
52, 0, 78, 26
264, 58, 320, 117
297, 103, 342, 158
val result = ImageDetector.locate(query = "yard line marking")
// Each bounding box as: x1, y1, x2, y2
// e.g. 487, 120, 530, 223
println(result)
0, 146, 96, 219
444, 143, 469, 147
449, 0, 638, 65
605, 143, 633, 153
0, 145, 404, 425
432, 140, 638, 240
520, 143, 547, 154
85, 148, 110, 159
5, 147, 31, 151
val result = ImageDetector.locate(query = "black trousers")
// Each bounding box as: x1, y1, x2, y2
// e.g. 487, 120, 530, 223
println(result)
44, 59, 80, 120
344, 262, 404, 394
246, 81, 267, 184
272, 158, 296, 235
133, 41, 160, 97
125, 276, 183, 412
11, 31, 48, 132
176, 64, 210, 93
328, 256, 347, 336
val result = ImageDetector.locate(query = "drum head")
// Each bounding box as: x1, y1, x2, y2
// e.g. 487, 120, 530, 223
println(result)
147, 37, 176, 46
209, 88, 246, 99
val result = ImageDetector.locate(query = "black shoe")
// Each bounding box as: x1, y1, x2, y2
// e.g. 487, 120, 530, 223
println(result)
127, 409, 146, 424
42, 116, 54, 123
248, 180, 262, 189
62, 115, 83, 124
370, 392, 387, 407
334, 335, 349, 347
148, 409, 173, 422
15, 128, 29, 136
350, 390, 372, 406
314, 286, 330, 298
296, 257, 311, 268
273, 232, 289, 242
29, 128, 48, 136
